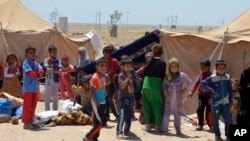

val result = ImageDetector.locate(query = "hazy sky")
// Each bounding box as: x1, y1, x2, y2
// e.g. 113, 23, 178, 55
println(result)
20, 0, 250, 26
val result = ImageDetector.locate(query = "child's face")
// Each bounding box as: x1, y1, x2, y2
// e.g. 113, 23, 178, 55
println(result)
82, 82, 90, 89
96, 62, 107, 74
26, 50, 36, 59
8, 55, 17, 64
103, 51, 111, 59
122, 64, 132, 73
200, 64, 210, 73
170, 63, 179, 73
232, 81, 239, 90
78, 51, 84, 57
49, 50, 57, 58
62, 59, 69, 65
216, 65, 226, 75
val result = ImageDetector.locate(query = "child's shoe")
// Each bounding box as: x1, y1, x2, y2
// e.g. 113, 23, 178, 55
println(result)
196, 125, 203, 130
116, 134, 126, 140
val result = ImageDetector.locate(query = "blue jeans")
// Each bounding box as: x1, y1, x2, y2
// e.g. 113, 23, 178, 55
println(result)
117, 97, 134, 134
211, 103, 231, 137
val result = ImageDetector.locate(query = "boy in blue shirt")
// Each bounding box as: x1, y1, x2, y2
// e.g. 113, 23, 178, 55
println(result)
201, 60, 233, 141
22, 46, 44, 129
83, 58, 108, 141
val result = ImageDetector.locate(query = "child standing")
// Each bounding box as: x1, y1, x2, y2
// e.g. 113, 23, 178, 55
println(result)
1, 53, 22, 98
22, 46, 44, 129
231, 79, 240, 125
187, 58, 213, 131
201, 60, 233, 141
59, 55, 75, 100
44, 45, 61, 111
83, 58, 108, 141
116, 58, 135, 139
162, 57, 192, 135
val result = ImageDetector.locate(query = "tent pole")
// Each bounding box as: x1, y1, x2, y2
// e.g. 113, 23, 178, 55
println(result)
0, 22, 9, 56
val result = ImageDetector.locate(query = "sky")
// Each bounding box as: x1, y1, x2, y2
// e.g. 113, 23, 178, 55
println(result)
20, 0, 250, 27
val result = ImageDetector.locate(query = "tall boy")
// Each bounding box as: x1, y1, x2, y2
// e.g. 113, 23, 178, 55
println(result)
83, 58, 108, 141
188, 58, 213, 131
44, 45, 61, 111
22, 46, 44, 129
201, 60, 233, 141
116, 58, 135, 139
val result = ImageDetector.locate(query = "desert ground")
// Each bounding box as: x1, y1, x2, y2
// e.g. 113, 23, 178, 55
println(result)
0, 24, 223, 141
0, 99, 226, 141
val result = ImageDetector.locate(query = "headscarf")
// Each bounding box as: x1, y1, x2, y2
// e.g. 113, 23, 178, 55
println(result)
167, 57, 180, 83
78, 47, 90, 68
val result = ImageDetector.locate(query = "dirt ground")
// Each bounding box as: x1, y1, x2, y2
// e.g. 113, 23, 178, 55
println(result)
0, 99, 227, 141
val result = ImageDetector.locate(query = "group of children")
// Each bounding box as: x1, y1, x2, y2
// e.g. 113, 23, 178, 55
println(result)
0, 43, 243, 141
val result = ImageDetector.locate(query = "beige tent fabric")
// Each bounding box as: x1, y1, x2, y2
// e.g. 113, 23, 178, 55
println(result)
207, 8, 250, 35
0, 0, 53, 32
66, 35, 96, 61
0, 31, 96, 66
160, 32, 250, 115
160, 9, 250, 115
0, 0, 96, 67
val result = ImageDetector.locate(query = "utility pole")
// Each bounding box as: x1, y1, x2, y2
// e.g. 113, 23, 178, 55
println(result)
126, 12, 129, 33
98, 10, 101, 30
95, 12, 97, 29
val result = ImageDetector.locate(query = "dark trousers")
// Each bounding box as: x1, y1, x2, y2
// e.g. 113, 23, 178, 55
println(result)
197, 94, 213, 128
86, 103, 107, 140
116, 97, 134, 134
105, 83, 118, 119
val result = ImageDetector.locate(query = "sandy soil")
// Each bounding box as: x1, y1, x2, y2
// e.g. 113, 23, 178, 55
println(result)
0, 99, 227, 141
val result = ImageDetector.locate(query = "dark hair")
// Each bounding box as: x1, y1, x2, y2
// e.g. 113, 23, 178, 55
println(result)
81, 75, 91, 84
6, 53, 17, 62
25, 45, 36, 53
200, 58, 211, 67
152, 44, 163, 56
48, 45, 57, 52
96, 58, 107, 65
103, 45, 114, 54
120, 58, 132, 66
121, 55, 130, 60
215, 60, 227, 68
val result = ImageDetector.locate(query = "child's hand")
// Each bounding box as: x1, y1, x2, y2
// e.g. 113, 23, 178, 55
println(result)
95, 101, 100, 107
187, 91, 193, 98
47, 68, 53, 73
180, 88, 187, 96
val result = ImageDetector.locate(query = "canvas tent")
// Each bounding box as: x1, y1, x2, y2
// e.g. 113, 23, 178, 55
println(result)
0, 0, 100, 67
160, 8, 250, 115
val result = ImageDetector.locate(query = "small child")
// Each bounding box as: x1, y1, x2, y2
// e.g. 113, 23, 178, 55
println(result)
116, 58, 135, 139
201, 60, 233, 141
59, 55, 75, 100
44, 45, 62, 111
72, 75, 92, 117
83, 58, 108, 141
231, 79, 241, 125
162, 57, 192, 135
22, 46, 44, 129
187, 58, 213, 131
1, 53, 22, 98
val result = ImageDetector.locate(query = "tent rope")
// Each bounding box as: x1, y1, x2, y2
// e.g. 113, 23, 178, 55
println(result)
209, 28, 229, 73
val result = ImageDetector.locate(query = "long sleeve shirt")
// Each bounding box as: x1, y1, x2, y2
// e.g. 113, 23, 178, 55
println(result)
201, 73, 233, 106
